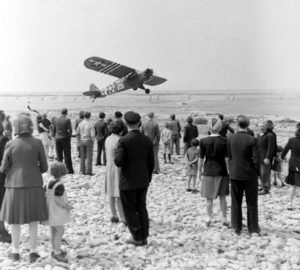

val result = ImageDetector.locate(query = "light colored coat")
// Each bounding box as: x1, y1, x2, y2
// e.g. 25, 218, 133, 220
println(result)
105, 134, 121, 197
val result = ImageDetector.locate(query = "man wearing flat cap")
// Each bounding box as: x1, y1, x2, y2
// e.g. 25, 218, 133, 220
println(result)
141, 112, 160, 174
168, 114, 181, 156
115, 111, 154, 246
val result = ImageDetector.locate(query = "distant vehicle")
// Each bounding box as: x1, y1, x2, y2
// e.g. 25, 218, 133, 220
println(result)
83, 57, 167, 101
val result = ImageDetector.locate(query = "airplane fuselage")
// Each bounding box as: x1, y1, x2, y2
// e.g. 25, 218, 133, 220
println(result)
88, 69, 154, 99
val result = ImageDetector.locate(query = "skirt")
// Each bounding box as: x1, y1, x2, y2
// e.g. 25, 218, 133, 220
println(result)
0, 187, 48, 224
201, 176, 229, 199
285, 172, 300, 187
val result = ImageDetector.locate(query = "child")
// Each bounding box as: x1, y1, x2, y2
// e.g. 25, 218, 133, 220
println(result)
272, 145, 285, 186
46, 162, 73, 262
161, 123, 173, 164
185, 139, 200, 193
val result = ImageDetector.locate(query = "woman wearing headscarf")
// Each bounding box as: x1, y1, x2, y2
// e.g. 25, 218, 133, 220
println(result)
282, 123, 300, 210
199, 115, 229, 227
0, 112, 48, 262
3, 115, 13, 140
105, 120, 126, 224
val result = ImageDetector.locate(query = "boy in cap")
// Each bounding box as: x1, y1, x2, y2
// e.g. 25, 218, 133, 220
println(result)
183, 116, 198, 155
115, 111, 154, 246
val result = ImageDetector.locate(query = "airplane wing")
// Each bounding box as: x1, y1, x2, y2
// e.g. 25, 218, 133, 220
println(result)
84, 57, 135, 79
144, 75, 167, 86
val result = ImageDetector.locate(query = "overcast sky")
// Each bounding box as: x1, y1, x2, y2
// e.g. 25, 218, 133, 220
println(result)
0, 0, 300, 93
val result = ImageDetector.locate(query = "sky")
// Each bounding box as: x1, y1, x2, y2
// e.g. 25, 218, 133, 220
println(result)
0, 0, 300, 93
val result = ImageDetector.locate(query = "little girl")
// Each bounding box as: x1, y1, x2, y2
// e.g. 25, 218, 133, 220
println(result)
272, 145, 285, 186
185, 139, 200, 193
46, 162, 72, 262
161, 123, 173, 164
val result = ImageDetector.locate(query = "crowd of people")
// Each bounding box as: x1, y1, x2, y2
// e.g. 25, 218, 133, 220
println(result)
0, 108, 300, 264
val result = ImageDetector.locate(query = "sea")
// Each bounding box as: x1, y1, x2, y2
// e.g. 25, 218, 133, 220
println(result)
0, 90, 299, 120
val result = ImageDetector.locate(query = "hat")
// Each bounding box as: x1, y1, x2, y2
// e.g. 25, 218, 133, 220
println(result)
13, 112, 34, 135
115, 111, 123, 118
124, 111, 141, 125
208, 117, 222, 134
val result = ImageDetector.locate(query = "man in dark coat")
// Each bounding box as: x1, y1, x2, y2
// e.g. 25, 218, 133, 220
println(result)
183, 116, 198, 155
168, 114, 181, 155
0, 111, 11, 243
257, 120, 277, 195
115, 111, 154, 246
141, 112, 160, 174
53, 108, 74, 174
227, 115, 260, 235
94, 112, 108, 166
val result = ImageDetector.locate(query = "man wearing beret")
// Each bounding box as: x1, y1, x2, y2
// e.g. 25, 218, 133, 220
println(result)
115, 111, 154, 246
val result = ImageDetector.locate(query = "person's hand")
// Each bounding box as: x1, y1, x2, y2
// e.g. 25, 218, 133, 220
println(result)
66, 205, 73, 210
264, 158, 270, 165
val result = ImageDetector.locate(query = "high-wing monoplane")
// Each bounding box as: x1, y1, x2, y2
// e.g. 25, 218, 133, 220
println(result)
83, 57, 167, 101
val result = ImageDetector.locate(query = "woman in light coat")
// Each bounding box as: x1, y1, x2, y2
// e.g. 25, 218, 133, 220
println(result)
105, 120, 126, 224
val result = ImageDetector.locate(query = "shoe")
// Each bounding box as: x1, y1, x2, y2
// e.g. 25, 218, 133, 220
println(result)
186, 188, 192, 192
29, 252, 40, 263
258, 189, 269, 195
67, 171, 74, 174
287, 204, 294, 211
192, 189, 198, 194
95, 163, 101, 166
222, 221, 230, 227
153, 171, 159, 174
87, 173, 95, 176
125, 238, 147, 246
110, 216, 120, 223
51, 251, 68, 263
205, 220, 211, 227
60, 250, 67, 257
8, 252, 20, 261
120, 220, 128, 226
234, 230, 241, 236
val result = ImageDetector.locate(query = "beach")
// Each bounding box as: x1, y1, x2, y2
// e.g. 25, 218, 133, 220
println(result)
0, 91, 299, 269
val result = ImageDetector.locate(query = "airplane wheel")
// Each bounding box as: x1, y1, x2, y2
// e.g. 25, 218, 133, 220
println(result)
145, 89, 150, 94
133, 87, 137, 90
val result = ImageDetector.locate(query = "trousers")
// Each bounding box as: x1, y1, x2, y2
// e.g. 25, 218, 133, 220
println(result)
120, 188, 149, 241
170, 135, 180, 155
260, 164, 271, 191
96, 139, 106, 165
230, 179, 260, 234
55, 138, 74, 173
80, 140, 94, 174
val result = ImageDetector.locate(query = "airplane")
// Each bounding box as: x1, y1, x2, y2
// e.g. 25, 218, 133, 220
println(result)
83, 57, 167, 101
